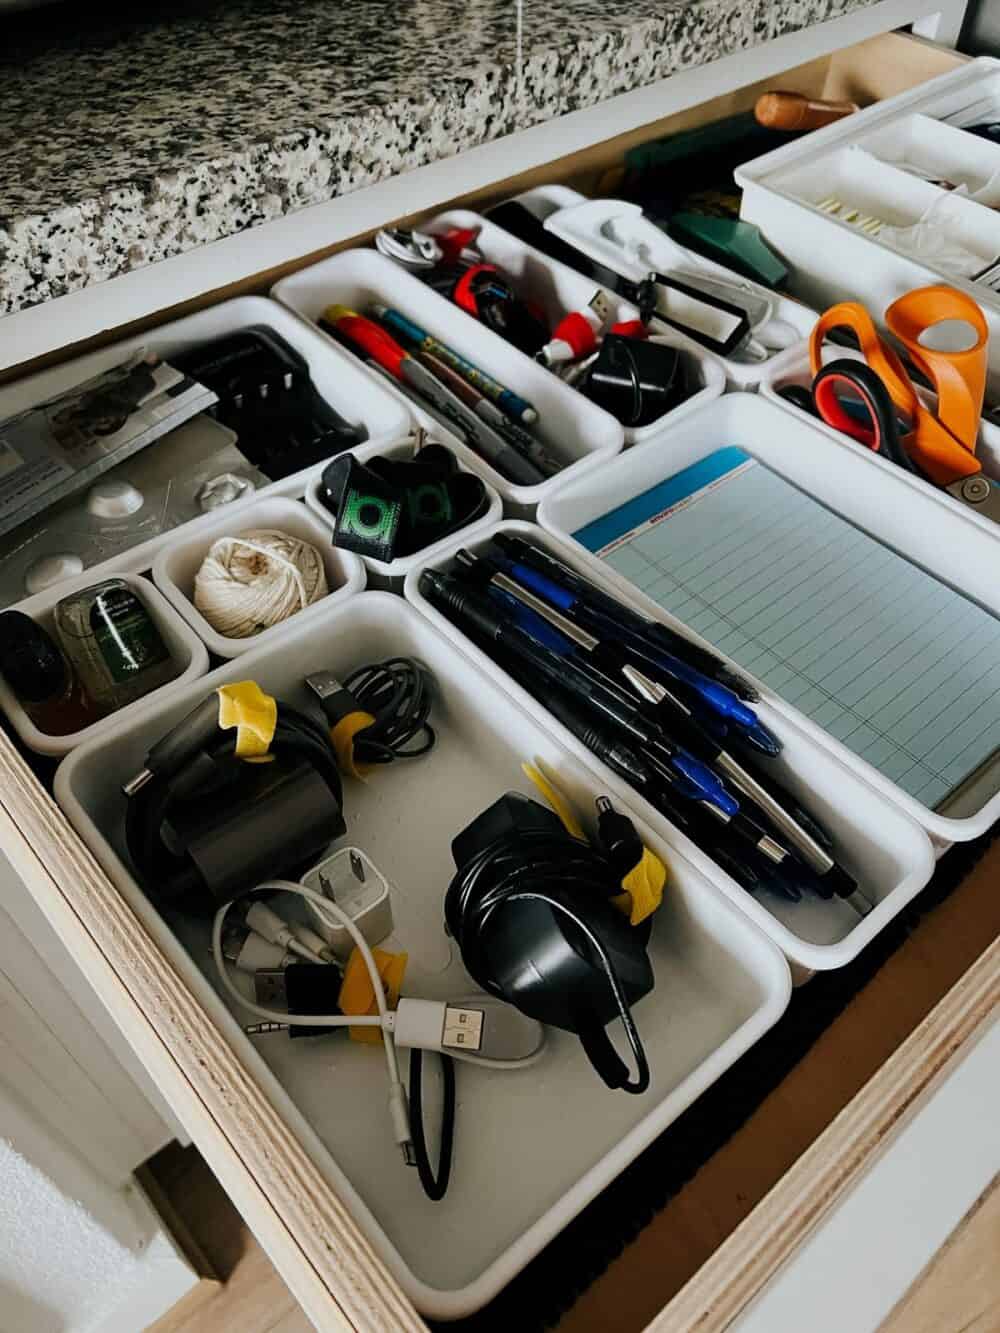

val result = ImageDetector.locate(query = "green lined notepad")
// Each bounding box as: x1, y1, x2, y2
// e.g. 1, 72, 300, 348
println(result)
574, 446, 1000, 810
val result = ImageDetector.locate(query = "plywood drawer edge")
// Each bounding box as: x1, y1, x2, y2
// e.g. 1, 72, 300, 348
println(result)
646, 936, 1000, 1333
0, 733, 424, 1333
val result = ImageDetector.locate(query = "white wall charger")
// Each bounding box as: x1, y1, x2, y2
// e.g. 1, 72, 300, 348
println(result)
301, 846, 394, 961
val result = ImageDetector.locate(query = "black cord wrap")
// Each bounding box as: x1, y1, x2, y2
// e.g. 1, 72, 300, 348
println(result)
343, 657, 436, 764
446, 827, 651, 1095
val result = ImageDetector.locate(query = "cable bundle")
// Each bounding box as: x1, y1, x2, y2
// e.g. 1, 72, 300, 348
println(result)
194, 528, 328, 638
342, 658, 436, 765
447, 808, 652, 1094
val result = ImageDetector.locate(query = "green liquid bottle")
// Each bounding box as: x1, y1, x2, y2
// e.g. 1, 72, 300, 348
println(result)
54, 578, 180, 715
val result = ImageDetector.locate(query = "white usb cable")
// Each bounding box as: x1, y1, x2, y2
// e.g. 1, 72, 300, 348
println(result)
212, 881, 546, 1165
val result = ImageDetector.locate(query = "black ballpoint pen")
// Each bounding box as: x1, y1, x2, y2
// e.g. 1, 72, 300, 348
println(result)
425, 570, 737, 814
531, 684, 778, 896
472, 563, 808, 843
490, 533, 759, 702
620, 667, 849, 874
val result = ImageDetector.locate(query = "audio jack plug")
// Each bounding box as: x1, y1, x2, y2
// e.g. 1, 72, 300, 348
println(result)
595, 797, 644, 878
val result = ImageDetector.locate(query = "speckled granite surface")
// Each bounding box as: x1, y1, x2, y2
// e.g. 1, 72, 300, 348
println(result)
0, 0, 877, 316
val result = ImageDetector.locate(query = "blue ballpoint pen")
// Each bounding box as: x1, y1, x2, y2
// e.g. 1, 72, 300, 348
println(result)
471, 545, 778, 745
490, 533, 759, 702
484, 585, 740, 817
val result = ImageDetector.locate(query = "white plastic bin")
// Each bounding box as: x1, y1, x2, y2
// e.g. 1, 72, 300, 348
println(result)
536, 394, 1000, 845
54, 592, 790, 1318
152, 496, 366, 657
0, 572, 209, 758
760, 342, 1000, 540
735, 57, 1000, 395
425, 208, 726, 444
403, 521, 936, 974
303, 435, 502, 591
509, 186, 816, 388
271, 249, 625, 516
0, 296, 413, 606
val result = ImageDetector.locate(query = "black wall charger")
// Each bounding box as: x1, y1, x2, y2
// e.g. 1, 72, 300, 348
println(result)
447, 793, 654, 1093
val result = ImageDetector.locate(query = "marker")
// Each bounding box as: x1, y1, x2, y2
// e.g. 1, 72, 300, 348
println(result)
370, 303, 538, 425
417, 350, 562, 477
322, 305, 544, 487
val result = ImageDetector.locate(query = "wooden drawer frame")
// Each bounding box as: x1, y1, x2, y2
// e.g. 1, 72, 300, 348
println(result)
1, 21, 996, 1333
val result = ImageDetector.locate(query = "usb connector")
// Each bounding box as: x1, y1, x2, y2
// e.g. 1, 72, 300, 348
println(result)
390, 996, 543, 1066
441, 1006, 484, 1052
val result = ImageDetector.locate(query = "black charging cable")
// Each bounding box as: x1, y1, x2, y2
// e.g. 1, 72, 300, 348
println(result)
342, 657, 436, 765
407, 1049, 456, 1201
448, 828, 650, 1094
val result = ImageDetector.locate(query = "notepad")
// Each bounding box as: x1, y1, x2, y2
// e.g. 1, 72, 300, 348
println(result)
574, 446, 1000, 810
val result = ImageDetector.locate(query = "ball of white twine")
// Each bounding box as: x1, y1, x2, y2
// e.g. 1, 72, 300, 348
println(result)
194, 528, 329, 639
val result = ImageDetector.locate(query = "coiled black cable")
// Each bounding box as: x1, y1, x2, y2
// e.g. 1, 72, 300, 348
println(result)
343, 657, 436, 764
446, 828, 650, 1094
124, 701, 343, 913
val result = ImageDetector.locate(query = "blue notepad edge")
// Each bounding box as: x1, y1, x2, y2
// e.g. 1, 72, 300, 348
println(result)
574, 446, 752, 552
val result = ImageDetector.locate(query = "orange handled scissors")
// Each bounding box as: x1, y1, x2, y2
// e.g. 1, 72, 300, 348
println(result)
808, 286, 988, 488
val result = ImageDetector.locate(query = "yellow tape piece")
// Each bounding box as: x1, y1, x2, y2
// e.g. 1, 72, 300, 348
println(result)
330, 711, 377, 779
614, 846, 667, 926
216, 682, 278, 759
521, 759, 586, 840
338, 946, 408, 1044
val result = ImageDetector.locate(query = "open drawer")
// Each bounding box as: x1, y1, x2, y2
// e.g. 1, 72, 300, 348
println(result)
0, 26, 995, 1333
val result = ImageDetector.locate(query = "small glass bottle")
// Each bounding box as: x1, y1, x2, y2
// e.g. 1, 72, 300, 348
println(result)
53, 578, 180, 715
0, 610, 99, 735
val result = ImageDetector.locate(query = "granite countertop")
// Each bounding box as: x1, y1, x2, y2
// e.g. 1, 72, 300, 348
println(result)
0, 0, 875, 317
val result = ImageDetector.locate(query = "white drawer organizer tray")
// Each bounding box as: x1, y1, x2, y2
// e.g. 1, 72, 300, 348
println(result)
404, 521, 936, 975
0, 295, 412, 607
536, 393, 1000, 847
54, 592, 791, 1319
304, 434, 503, 591
0, 572, 210, 759
510, 185, 816, 388
152, 495, 366, 658
736, 57, 1000, 392
422, 208, 726, 444
272, 249, 625, 516
760, 342, 1000, 541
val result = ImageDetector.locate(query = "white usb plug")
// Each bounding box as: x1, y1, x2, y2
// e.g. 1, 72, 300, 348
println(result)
391, 995, 544, 1067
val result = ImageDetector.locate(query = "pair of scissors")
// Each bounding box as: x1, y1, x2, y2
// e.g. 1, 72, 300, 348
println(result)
807, 286, 1000, 519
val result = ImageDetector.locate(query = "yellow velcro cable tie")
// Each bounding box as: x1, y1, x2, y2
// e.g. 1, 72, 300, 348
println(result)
330, 710, 378, 780
216, 681, 278, 760
613, 846, 667, 926
521, 759, 587, 840
338, 946, 408, 1044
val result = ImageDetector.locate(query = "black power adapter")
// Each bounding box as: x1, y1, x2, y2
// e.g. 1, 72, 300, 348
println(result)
447, 793, 654, 1093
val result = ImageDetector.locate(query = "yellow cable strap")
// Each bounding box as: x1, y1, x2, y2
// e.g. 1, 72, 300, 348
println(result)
338, 946, 408, 1044
613, 846, 667, 926
521, 759, 586, 839
216, 682, 278, 760
330, 711, 378, 779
